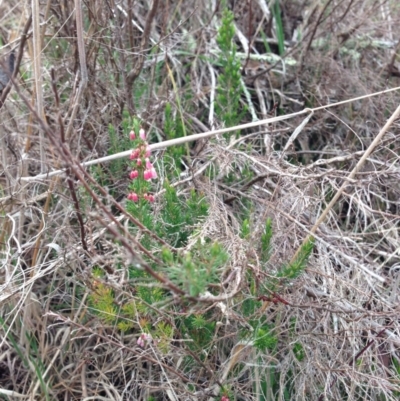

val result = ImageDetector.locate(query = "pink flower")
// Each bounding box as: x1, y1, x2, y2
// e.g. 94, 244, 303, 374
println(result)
138, 145, 151, 157
129, 130, 136, 140
130, 148, 140, 160
139, 128, 146, 140
220, 397, 230, 401
144, 194, 155, 203
136, 159, 142, 167
143, 169, 152, 181
144, 168, 157, 180
137, 333, 152, 348
145, 158, 153, 169
127, 192, 139, 202
137, 336, 145, 348
129, 170, 139, 179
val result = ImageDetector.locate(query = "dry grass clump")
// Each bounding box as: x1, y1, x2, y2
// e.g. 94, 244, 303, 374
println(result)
1, 0, 400, 400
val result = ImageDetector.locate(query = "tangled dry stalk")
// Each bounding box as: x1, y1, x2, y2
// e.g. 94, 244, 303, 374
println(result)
1, 0, 400, 400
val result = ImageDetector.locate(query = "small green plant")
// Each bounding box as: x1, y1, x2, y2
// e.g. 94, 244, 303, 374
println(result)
163, 102, 186, 171
216, 7, 246, 131
260, 218, 273, 262
253, 324, 278, 351
276, 237, 314, 281
241, 218, 251, 239
180, 313, 216, 353
153, 321, 174, 353
155, 182, 208, 248
88, 120, 214, 335
87, 118, 315, 401
108, 118, 132, 176
163, 240, 228, 297
271, 0, 285, 55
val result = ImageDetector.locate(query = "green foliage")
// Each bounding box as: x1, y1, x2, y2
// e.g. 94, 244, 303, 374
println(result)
260, 217, 273, 262
117, 319, 134, 333
293, 342, 305, 361
88, 119, 212, 335
156, 182, 208, 248
108, 121, 131, 174
242, 297, 262, 317
181, 313, 216, 352
135, 285, 164, 313
241, 218, 250, 239
253, 325, 278, 351
266, 237, 315, 292
126, 191, 153, 228
154, 321, 174, 353
219, 388, 234, 401
89, 271, 165, 333
128, 175, 208, 250
157, 180, 188, 246
187, 187, 209, 219
216, 8, 245, 130
165, 241, 228, 296
272, 1, 285, 55
164, 102, 186, 171
89, 280, 118, 324
90, 118, 131, 195
216, 8, 236, 53
191, 314, 207, 329
260, 29, 272, 53
237, 232, 315, 400
90, 118, 130, 188
277, 237, 315, 282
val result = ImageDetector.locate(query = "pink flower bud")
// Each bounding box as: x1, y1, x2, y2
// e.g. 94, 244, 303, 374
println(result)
145, 158, 152, 169
143, 169, 152, 181
139, 128, 146, 140
127, 192, 139, 202
144, 146, 151, 157
137, 333, 152, 348
143, 168, 157, 180
144, 193, 155, 202
130, 148, 140, 160
129, 170, 139, 180
129, 131, 136, 140
136, 159, 142, 167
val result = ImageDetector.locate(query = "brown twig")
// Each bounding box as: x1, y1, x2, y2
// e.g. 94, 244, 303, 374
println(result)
126, 0, 160, 114
0, 14, 32, 109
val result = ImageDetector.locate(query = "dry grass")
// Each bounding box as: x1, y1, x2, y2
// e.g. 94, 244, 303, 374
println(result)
1, 0, 400, 400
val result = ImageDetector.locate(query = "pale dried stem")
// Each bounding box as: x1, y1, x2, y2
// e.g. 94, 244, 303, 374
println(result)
19, 85, 400, 182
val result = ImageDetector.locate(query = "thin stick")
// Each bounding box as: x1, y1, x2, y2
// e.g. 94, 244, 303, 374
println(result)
20, 85, 400, 181
32, 0, 45, 172
64, 0, 88, 141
